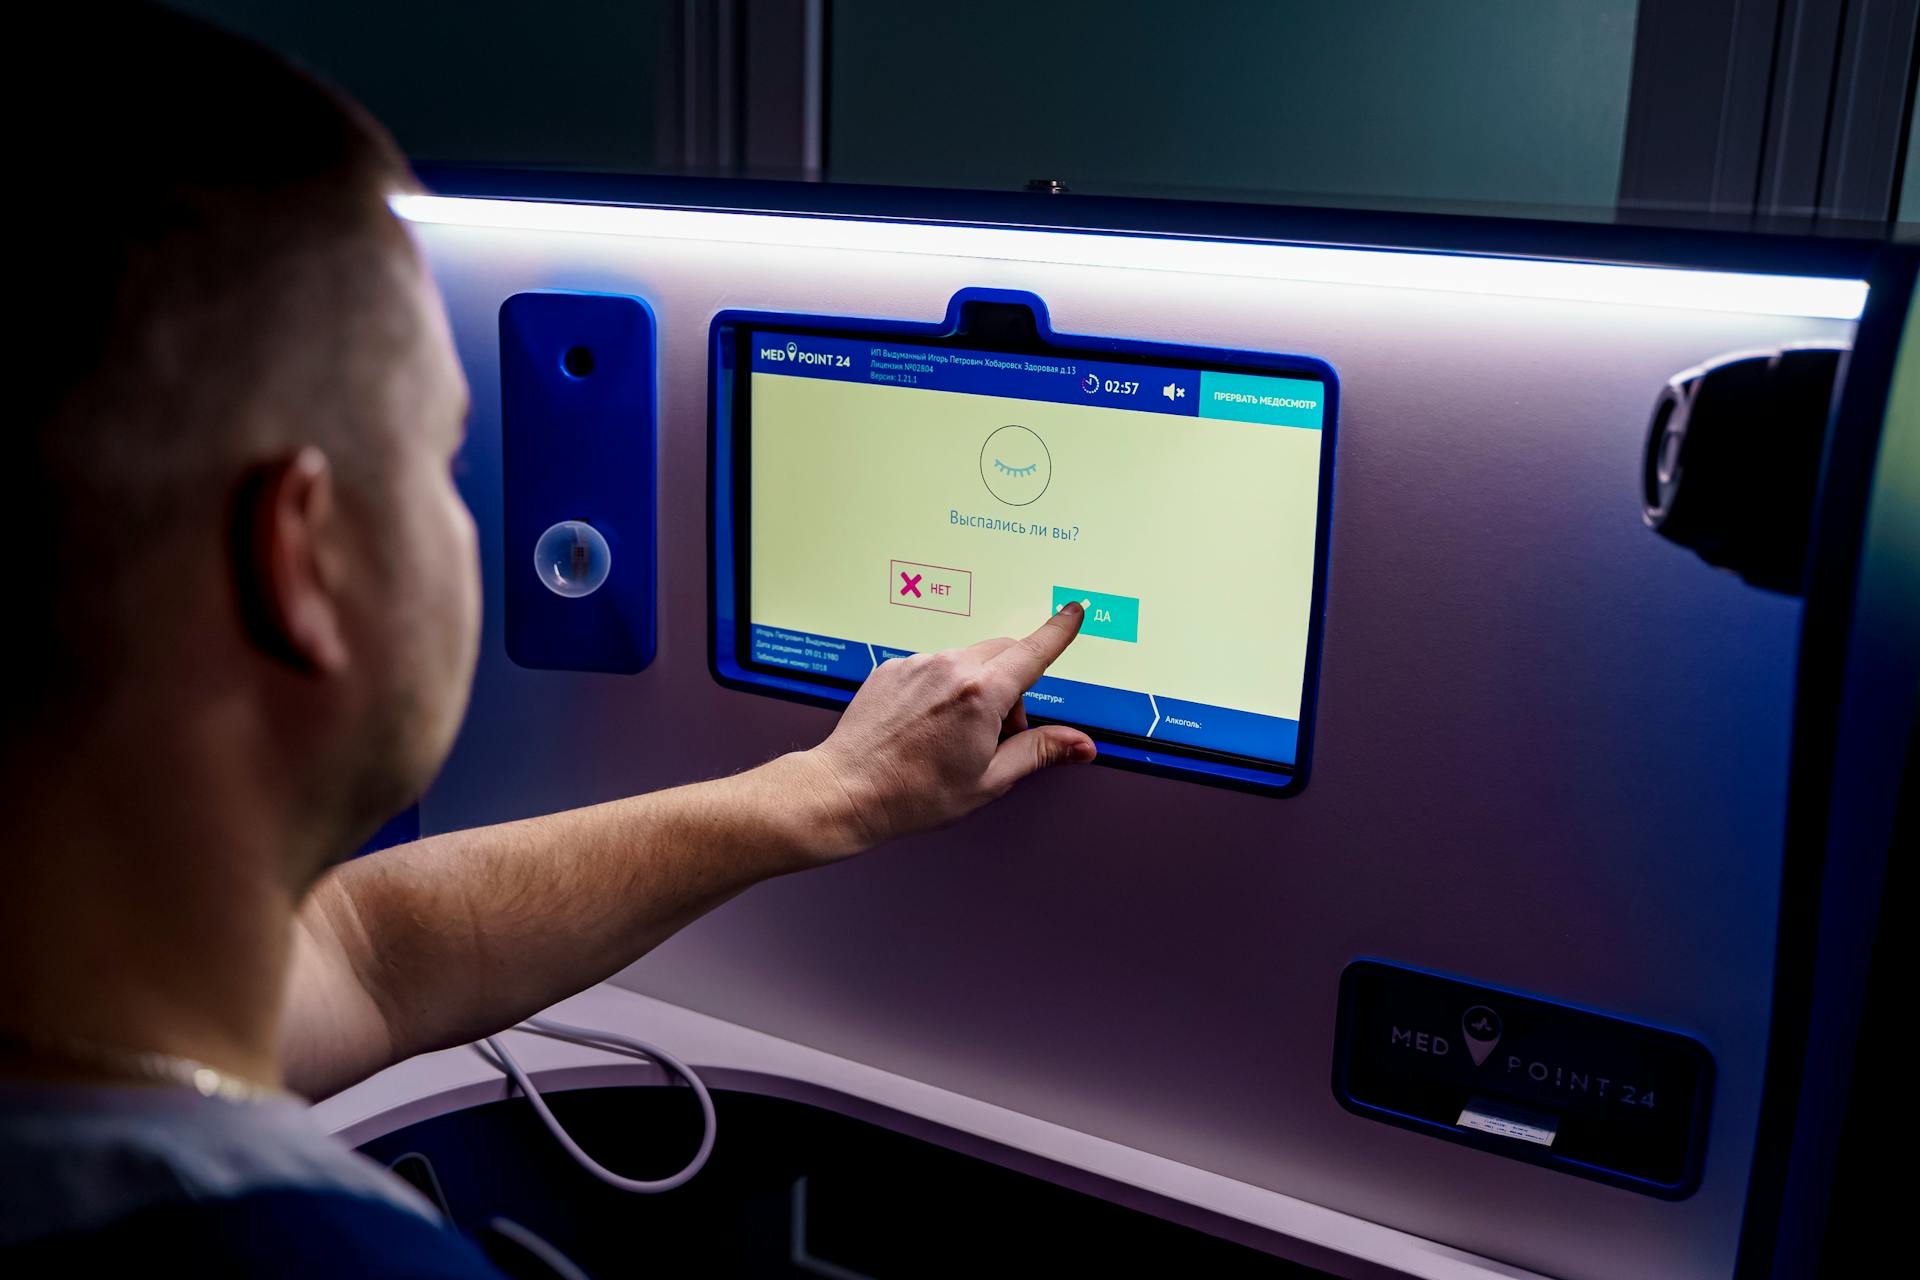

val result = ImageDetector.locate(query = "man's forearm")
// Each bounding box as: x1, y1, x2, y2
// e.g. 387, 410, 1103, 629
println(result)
284, 751, 854, 1098
283, 605, 1093, 1099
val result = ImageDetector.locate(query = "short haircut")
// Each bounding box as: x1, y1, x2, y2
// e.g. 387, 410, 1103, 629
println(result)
12, 4, 418, 729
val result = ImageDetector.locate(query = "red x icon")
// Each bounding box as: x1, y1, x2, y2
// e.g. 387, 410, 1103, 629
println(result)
889, 559, 971, 616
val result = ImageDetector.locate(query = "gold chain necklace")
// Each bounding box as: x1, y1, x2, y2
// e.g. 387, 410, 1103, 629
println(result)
0, 1031, 292, 1104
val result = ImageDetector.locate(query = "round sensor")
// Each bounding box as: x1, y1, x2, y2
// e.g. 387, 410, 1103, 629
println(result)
534, 520, 612, 598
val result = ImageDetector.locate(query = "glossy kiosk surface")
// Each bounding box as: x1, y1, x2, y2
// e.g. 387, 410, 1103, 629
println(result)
385, 192, 1864, 1278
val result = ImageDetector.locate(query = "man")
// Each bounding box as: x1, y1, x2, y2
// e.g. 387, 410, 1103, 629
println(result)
0, 6, 1092, 1272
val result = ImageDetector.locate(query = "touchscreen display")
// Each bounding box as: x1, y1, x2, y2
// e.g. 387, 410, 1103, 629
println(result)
738, 329, 1329, 770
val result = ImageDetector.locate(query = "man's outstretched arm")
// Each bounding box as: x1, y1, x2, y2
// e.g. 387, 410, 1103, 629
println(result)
281, 606, 1090, 1099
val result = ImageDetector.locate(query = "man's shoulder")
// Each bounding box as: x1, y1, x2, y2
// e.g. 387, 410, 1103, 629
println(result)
4, 1184, 509, 1279
0, 1084, 436, 1244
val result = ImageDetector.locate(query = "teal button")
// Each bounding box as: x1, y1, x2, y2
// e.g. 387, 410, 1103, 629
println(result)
1198, 371, 1324, 429
1053, 586, 1140, 642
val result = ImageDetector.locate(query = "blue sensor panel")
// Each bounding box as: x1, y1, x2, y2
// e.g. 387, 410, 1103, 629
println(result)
501, 291, 657, 674
711, 289, 1338, 794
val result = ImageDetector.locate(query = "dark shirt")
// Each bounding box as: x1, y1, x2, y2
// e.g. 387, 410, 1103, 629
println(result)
0, 1082, 510, 1277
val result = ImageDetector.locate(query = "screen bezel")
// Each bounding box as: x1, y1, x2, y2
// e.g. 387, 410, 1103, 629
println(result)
719, 308, 1338, 789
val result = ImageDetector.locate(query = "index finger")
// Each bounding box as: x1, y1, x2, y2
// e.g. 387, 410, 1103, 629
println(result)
987, 600, 1085, 691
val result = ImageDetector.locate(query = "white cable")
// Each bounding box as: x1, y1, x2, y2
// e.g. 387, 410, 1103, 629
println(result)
473, 1015, 716, 1194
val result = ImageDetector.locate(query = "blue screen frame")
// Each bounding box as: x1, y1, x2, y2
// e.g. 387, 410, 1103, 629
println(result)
709, 287, 1340, 795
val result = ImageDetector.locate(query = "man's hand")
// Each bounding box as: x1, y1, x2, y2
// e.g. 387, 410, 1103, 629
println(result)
283, 604, 1092, 1098
792, 601, 1096, 860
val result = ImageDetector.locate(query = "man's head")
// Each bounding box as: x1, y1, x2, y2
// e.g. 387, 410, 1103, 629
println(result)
10, 6, 479, 880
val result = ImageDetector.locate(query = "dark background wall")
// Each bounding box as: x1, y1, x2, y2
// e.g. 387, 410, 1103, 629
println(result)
826, 0, 1636, 210
167, 0, 1637, 212
165, 0, 672, 170
1903, 73, 1920, 222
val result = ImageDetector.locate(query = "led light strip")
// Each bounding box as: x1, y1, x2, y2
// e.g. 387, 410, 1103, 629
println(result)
391, 194, 1868, 321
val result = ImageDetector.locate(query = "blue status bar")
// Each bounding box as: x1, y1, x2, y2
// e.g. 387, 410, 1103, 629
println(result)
748, 623, 1299, 765
750, 331, 1323, 429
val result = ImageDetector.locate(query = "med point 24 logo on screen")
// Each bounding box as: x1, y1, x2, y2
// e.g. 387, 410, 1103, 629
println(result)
759, 339, 851, 368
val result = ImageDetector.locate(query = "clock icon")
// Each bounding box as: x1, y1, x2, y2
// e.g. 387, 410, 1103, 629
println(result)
1081, 372, 1100, 394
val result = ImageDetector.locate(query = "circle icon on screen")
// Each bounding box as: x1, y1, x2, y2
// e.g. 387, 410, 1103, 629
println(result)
533, 520, 612, 598
979, 425, 1052, 506
1081, 372, 1100, 394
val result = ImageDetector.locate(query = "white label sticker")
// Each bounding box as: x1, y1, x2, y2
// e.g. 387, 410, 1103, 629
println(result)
1457, 1096, 1558, 1147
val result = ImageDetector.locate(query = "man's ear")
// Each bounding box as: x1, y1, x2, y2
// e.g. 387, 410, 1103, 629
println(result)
232, 446, 350, 674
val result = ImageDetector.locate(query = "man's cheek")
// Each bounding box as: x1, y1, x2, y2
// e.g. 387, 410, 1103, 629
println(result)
442, 491, 483, 670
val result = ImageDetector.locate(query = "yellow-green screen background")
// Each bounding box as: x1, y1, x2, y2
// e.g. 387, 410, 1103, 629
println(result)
748, 374, 1324, 720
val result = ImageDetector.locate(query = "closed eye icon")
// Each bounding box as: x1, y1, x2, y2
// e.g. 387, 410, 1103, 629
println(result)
979, 424, 1051, 506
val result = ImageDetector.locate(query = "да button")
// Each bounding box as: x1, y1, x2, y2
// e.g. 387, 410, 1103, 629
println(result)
1052, 586, 1139, 642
